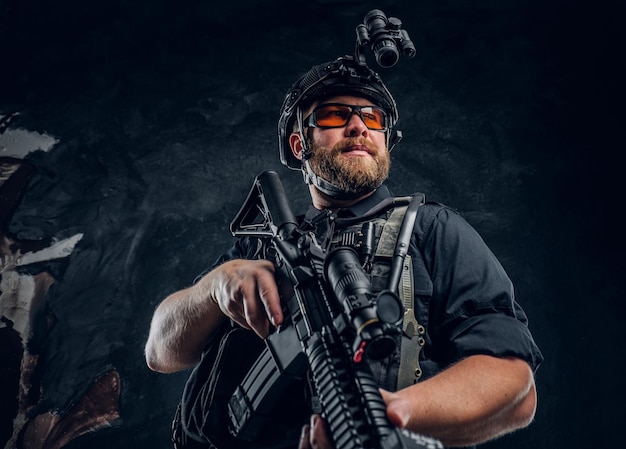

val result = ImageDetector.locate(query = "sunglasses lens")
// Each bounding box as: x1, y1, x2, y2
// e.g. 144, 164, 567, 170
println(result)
360, 106, 386, 130
315, 105, 352, 127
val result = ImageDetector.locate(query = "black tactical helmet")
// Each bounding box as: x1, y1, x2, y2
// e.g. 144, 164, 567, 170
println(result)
277, 55, 401, 171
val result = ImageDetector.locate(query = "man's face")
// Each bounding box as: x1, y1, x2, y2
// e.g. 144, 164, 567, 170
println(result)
292, 95, 391, 193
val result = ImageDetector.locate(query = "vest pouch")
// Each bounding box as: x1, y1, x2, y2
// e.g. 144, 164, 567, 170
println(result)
177, 325, 306, 449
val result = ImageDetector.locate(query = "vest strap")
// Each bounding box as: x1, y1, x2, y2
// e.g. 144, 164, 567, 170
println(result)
374, 195, 426, 390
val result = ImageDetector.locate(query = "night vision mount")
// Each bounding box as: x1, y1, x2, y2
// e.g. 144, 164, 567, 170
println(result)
355, 9, 416, 68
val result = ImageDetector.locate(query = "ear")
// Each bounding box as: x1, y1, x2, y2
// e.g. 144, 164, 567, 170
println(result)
289, 132, 304, 161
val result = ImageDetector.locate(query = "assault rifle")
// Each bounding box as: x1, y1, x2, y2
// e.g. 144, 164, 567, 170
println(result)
227, 170, 442, 449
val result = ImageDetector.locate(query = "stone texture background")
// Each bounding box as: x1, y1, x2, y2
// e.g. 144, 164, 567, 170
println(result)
1, 0, 624, 448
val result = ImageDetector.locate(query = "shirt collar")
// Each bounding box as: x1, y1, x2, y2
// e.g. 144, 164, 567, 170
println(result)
303, 185, 393, 222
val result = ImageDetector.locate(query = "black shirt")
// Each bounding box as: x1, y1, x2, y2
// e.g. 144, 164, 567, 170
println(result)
213, 185, 542, 375
183, 184, 543, 448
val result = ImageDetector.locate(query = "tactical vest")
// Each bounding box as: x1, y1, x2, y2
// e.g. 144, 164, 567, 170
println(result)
173, 194, 435, 449
327, 193, 429, 390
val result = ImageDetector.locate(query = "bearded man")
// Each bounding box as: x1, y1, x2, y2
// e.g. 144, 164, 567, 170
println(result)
145, 56, 543, 449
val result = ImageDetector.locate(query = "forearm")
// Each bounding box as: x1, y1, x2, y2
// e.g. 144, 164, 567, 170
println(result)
394, 355, 537, 447
145, 278, 226, 373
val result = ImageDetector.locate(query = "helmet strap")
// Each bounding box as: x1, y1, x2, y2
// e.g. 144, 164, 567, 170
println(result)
388, 129, 403, 151
295, 107, 313, 164
301, 160, 373, 201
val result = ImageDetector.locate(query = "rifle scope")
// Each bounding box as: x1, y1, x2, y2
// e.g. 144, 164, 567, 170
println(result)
324, 247, 403, 360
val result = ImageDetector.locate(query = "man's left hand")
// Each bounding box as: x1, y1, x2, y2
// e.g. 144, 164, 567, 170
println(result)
297, 389, 411, 449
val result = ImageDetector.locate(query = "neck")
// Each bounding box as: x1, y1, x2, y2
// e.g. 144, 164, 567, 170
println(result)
309, 184, 375, 210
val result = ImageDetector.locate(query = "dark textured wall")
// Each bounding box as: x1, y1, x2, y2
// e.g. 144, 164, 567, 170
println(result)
1, 0, 624, 448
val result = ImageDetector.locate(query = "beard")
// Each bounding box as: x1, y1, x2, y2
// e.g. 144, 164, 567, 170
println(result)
306, 137, 390, 194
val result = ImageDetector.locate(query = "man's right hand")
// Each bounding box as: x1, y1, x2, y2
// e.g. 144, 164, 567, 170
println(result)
206, 259, 283, 338
145, 258, 283, 373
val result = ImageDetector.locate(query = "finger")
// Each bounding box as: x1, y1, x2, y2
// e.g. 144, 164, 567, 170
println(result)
298, 424, 311, 449
386, 401, 411, 428
241, 260, 281, 337
255, 261, 283, 327
379, 389, 411, 429
241, 281, 271, 338
379, 388, 390, 400
310, 415, 332, 449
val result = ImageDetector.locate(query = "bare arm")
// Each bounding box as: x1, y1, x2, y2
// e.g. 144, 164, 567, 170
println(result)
382, 355, 537, 447
302, 354, 536, 448
144, 259, 283, 373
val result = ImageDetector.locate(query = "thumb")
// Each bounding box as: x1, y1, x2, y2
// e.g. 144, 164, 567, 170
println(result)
380, 390, 411, 429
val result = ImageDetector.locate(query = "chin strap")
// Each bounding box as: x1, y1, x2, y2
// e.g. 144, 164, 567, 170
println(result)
301, 160, 375, 201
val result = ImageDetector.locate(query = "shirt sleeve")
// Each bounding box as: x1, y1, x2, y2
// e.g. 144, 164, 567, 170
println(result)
417, 205, 543, 373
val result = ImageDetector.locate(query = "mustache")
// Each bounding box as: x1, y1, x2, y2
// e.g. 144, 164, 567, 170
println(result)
334, 138, 375, 154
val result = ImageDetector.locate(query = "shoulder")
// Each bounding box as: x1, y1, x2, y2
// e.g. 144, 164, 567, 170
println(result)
414, 199, 461, 236
413, 199, 488, 253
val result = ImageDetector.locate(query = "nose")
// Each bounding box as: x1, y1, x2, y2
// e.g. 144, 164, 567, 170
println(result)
344, 111, 369, 137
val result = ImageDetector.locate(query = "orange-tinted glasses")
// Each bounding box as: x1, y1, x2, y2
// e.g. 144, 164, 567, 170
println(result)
303, 103, 388, 131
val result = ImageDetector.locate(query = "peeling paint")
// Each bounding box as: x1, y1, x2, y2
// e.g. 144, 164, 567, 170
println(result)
0, 124, 58, 158
14, 234, 84, 268
0, 126, 98, 449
